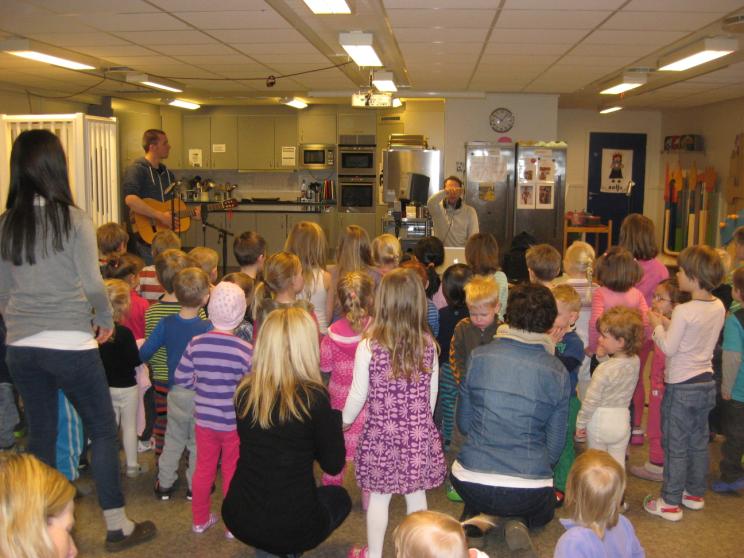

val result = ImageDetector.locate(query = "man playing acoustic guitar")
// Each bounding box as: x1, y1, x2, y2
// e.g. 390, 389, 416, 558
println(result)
123, 129, 184, 263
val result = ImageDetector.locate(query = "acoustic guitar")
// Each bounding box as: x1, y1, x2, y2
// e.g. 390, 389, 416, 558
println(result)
132, 198, 238, 245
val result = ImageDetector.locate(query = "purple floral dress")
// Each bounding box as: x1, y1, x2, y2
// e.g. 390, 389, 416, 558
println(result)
354, 338, 446, 494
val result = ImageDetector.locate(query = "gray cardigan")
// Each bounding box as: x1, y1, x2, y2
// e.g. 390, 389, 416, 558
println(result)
0, 207, 113, 345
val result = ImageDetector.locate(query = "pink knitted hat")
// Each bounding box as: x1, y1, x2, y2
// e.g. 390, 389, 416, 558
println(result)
208, 281, 246, 331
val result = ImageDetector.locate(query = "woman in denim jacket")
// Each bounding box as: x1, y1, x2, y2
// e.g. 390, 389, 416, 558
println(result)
452, 284, 570, 556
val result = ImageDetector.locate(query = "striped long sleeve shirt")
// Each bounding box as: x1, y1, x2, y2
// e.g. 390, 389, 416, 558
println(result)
174, 331, 253, 431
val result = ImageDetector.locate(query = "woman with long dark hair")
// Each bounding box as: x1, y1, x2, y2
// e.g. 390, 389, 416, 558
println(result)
0, 129, 156, 552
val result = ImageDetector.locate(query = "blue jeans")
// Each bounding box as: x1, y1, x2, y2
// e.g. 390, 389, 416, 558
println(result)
0, 382, 19, 448
6, 346, 125, 510
450, 473, 555, 529
661, 380, 716, 505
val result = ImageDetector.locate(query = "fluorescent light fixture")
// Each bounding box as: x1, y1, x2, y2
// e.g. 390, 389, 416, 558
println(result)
599, 106, 623, 114
283, 97, 308, 109
167, 99, 200, 110
0, 38, 97, 70
392, 98, 403, 108
125, 72, 183, 93
658, 37, 738, 71
600, 73, 646, 95
303, 0, 351, 14
339, 32, 382, 67
372, 70, 397, 92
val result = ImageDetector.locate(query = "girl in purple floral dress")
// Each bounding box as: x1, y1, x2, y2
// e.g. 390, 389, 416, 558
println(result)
343, 268, 446, 558
320, 271, 374, 505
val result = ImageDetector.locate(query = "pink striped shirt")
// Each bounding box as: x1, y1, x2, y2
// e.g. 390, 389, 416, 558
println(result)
588, 286, 649, 354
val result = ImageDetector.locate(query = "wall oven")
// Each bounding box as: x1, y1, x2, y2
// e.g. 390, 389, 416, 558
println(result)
338, 145, 376, 176
299, 144, 335, 170
339, 175, 376, 213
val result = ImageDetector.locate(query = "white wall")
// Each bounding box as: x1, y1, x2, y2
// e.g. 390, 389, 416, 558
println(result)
444, 93, 558, 180
557, 109, 664, 230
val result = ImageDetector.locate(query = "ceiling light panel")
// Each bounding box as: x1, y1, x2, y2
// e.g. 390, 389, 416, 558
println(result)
372, 71, 397, 92
0, 38, 98, 70
339, 32, 383, 67
658, 37, 738, 71
168, 99, 200, 109
600, 73, 646, 94
303, 0, 351, 14
599, 106, 623, 114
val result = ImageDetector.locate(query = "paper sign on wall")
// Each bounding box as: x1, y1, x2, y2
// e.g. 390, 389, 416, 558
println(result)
188, 148, 202, 168
281, 146, 296, 167
212, 144, 226, 153
601, 148, 633, 193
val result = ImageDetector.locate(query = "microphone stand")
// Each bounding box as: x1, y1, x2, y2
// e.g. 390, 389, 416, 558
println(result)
201, 205, 233, 278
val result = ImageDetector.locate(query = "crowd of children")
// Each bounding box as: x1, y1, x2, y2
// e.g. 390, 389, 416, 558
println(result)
6, 210, 744, 558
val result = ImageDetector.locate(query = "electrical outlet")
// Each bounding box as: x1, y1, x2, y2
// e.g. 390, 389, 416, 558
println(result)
456, 161, 465, 173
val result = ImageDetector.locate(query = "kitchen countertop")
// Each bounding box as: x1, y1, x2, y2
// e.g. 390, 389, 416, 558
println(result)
185, 198, 336, 213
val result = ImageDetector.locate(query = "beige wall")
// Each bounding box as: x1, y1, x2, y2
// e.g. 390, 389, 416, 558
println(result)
444, 93, 559, 180
112, 98, 162, 171
557, 109, 664, 235
0, 86, 88, 115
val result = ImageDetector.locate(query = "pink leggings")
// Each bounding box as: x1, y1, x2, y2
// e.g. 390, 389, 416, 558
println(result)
632, 340, 654, 428
192, 425, 239, 525
647, 348, 666, 465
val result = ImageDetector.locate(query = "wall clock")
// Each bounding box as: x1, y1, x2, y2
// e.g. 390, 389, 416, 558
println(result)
490, 107, 514, 133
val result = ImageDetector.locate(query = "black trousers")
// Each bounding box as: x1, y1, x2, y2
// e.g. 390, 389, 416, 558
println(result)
720, 399, 744, 482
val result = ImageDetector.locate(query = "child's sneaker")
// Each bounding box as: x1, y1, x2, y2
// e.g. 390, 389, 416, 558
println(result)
192, 512, 218, 534
348, 545, 368, 558
185, 489, 192, 501
712, 477, 744, 493
643, 495, 683, 521
225, 530, 235, 540
138, 439, 154, 453
630, 428, 645, 446
153, 480, 175, 500
554, 489, 565, 508
682, 491, 704, 510
629, 461, 663, 482
126, 464, 149, 478
446, 484, 463, 502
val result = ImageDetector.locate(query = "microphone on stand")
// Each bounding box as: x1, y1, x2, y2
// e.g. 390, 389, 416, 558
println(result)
625, 180, 636, 197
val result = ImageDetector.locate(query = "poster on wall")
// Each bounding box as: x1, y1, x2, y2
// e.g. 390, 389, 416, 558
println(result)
517, 184, 535, 209
600, 148, 633, 193
537, 184, 554, 209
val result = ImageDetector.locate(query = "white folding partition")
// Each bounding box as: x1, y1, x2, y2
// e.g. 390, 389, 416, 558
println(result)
0, 113, 119, 227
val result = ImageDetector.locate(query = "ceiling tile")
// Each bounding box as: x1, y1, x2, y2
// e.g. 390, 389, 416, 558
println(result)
478, 54, 561, 66
622, 0, 744, 12
232, 42, 319, 55
569, 43, 657, 57
484, 43, 572, 55
247, 53, 329, 64
602, 11, 723, 31
489, 29, 589, 44
24, 32, 131, 47
583, 29, 687, 45
384, 0, 500, 7
151, 43, 237, 55
215, 29, 307, 43
559, 55, 638, 66
172, 10, 289, 29
71, 13, 189, 32
149, 0, 268, 10
388, 9, 497, 28
497, 10, 610, 29
504, 0, 625, 8
74, 45, 157, 58
113, 30, 217, 44
405, 54, 485, 65
0, 1, 94, 34
392, 28, 490, 42
400, 43, 483, 56
29, 0, 160, 14
689, 63, 744, 84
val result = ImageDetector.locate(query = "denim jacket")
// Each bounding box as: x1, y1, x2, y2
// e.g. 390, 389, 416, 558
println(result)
456, 325, 570, 479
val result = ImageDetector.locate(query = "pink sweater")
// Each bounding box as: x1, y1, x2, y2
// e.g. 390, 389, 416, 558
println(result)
636, 258, 669, 308
588, 286, 649, 353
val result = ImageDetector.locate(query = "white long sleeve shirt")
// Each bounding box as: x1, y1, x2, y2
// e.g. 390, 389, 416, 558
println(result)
342, 338, 439, 425
652, 298, 725, 384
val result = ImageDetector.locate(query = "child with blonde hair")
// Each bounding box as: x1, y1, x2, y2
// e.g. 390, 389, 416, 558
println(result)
587, 247, 649, 358
630, 278, 689, 482
100, 279, 146, 478
344, 268, 446, 558
644, 245, 725, 521
371, 233, 402, 282
139, 229, 181, 303
619, 214, 670, 445
576, 307, 644, 468
189, 246, 219, 286
556, 241, 595, 396
285, 221, 331, 334
394, 510, 489, 558
327, 225, 374, 322
175, 281, 253, 535
554, 449, 645, 557
253, 251, 314, 335
320, 272, 375, 506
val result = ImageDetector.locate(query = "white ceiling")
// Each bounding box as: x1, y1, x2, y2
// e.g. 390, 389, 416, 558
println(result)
0, 0, 742, 109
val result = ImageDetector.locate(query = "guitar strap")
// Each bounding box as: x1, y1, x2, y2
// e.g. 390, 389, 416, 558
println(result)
147, 164, 172, 202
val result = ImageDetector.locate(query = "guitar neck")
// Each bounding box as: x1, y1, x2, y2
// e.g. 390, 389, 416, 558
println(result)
174, 201, 231, 218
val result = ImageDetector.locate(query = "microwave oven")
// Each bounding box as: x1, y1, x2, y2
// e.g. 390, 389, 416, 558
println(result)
299, 144, 335, 170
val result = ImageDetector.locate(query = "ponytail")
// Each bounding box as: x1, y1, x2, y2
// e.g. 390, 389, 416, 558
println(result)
337, 271, 374, 333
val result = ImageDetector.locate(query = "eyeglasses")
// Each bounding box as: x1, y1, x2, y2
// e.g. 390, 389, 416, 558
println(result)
652, 294, 671, 302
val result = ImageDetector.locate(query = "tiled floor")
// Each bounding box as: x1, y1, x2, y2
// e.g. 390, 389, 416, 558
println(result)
64, 439, 744, 558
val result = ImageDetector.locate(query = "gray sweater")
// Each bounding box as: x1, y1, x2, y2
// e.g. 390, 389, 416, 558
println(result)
0, 207, 113, 344
426, 190, 479, 247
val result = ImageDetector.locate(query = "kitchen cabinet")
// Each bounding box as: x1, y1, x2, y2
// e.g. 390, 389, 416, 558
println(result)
238, 115, 298, 170
338, 211, 377, 242
298, 112, 337, 144
182, 115, 211, 169
255, 212, 288, 255
338, 112, 376, 137
210, 115, 238, 169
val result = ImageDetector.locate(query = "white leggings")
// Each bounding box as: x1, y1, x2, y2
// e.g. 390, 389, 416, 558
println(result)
587, 407, 631, 469
109, 386, 139, 468
367, 490, 427, 558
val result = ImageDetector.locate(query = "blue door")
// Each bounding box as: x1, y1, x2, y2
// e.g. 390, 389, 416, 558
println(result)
587, 132, 646, 250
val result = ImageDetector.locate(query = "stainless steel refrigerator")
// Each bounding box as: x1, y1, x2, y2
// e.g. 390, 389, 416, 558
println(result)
465, 141, 566, 252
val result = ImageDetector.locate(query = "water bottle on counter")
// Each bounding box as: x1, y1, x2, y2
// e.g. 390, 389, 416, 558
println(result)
300, 179, 307, 201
